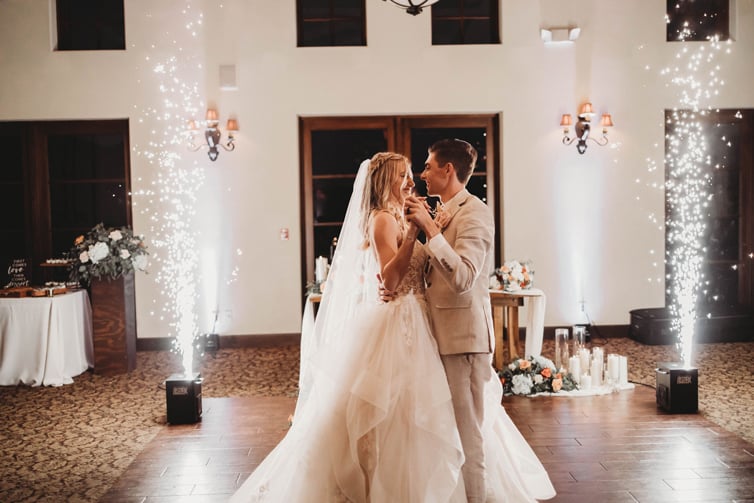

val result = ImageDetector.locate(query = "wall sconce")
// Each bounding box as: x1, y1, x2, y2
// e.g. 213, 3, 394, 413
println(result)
560, 103, 613, 154
382, 0, 439, 15
187, 108, 238, 161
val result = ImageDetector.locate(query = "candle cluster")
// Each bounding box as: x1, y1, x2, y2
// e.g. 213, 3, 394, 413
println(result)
555, 326, 630, 391
566, 347, 628, 391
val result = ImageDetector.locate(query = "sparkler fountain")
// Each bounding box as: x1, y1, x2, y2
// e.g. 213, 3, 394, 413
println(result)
663, 31, 730, 368
131, 3, 207, 423
655, 21, 730, 413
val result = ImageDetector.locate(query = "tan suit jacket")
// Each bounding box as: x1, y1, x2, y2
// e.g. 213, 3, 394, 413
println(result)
424, 189, 495, 355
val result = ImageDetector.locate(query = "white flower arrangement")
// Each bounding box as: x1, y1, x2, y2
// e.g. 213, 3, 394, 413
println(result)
499, 355, 578, 396
492, 260, 534, 292
68, 223, 149, 286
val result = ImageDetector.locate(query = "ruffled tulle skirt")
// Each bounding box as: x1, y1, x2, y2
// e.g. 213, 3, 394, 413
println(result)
230, 293, 466, 502
230, 293, 555, 502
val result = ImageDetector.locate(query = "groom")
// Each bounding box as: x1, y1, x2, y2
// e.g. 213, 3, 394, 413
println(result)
404, 138, 496, 503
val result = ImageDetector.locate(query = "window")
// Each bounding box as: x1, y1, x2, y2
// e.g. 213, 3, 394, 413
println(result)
432, 0, 500, 45
666, 0, 729, 42
297, 0, 366, 47
300, 115, 500, 289
56, 0, 125, 51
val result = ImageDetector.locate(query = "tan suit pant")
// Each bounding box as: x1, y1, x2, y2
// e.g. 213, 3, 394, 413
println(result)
441, 353, 492, 503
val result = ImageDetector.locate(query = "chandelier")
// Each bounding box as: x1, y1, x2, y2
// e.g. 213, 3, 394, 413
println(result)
383, 0, 440, 16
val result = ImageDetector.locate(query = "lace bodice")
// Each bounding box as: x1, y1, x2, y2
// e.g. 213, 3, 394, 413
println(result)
393, 244, 427, 297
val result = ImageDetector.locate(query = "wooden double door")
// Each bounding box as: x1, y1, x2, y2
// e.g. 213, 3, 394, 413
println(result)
299, 114, 501, 289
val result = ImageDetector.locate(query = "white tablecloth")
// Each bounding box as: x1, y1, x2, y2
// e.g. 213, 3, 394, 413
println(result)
490, 287, 546, 359
516, 288, 546, 359
0, 289, 94, 386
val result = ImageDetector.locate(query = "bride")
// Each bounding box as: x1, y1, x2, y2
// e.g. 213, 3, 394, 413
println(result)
230, 152, 555, 502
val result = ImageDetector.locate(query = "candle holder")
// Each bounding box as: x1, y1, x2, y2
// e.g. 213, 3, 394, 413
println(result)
554, 328, 569, 371
572, 324, 587, 353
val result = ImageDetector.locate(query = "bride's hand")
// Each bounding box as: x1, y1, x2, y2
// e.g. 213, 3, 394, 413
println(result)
406, 221, 420, 241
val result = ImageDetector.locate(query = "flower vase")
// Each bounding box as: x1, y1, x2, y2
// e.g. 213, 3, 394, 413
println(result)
89, 273, 136, 375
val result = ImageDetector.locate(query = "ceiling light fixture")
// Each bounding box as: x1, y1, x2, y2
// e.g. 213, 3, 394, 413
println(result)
383, 0, 440, 16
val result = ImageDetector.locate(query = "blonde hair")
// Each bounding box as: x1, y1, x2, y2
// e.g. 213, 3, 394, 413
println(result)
360, 152, 410, 245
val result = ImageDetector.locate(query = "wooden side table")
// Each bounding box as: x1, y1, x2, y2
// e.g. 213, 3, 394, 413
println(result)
489, 290, 525, 370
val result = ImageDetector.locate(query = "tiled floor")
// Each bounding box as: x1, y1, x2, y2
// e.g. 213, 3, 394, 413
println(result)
102, 387, 754, 502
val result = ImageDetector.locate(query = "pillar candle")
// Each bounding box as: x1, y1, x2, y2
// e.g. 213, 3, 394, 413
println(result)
591, 359, 602, 387
315, 256, 328, 283
619, 356, 628, 385
580, 373, 592, 391
592, 347, 604, 367
579, 348, 590, 377
569, 356, 581, 384
607, 354, 620, 383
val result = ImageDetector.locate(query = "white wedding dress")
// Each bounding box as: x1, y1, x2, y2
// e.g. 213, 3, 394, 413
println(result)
230, 244, 556, 502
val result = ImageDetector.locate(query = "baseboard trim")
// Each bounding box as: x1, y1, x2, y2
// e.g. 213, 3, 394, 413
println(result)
538, 324, 630, 341
137, 326, 631, 352
136, 333, 301, 351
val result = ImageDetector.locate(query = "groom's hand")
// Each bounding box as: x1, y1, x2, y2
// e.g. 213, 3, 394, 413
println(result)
377, 274, 396, 303
405, 196, 440, 240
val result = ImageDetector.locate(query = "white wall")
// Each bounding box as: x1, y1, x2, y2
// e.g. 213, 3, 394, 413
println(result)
1, 0, 753, 339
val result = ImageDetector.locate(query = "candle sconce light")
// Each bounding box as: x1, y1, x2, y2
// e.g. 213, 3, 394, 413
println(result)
560, 102, 613, 154
187, 108, 238, 161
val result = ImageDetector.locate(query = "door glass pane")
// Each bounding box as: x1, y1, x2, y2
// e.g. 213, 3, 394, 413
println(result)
312, 130, 387, 175
47, 127, 129, 262
313, 178, 357, 223
49, 182, 128, 229
0, 128, 26, 285
314, 225, 342, 261
666, 117, 742, 311
310, 128, 388, 267
48, 134, 126, 180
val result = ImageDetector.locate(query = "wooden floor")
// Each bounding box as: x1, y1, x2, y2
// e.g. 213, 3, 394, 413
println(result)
102, 385, 754, 502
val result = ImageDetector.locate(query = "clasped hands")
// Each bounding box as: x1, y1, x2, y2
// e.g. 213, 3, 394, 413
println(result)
379, 196, 447, 302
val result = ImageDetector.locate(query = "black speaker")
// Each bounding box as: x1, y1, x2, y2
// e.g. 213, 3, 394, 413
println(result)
166, 373, 203, 424
656, 362, 698, 413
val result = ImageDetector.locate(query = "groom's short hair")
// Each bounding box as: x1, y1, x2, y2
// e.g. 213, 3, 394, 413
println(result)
429, 138, 477, 185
